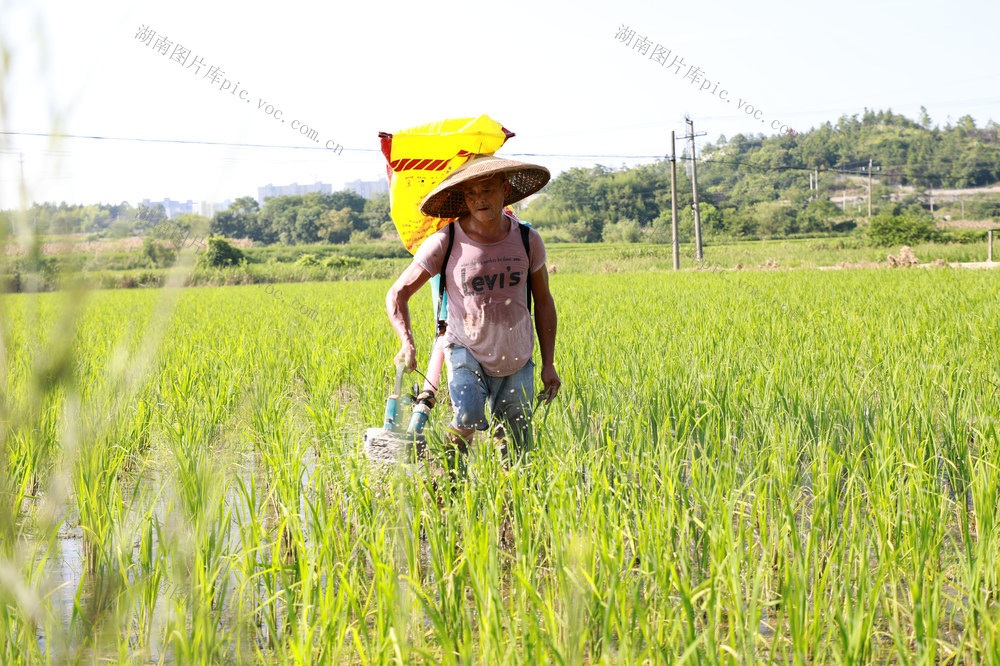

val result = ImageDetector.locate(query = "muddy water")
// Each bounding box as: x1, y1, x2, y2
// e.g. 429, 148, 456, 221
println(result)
31, 444, 400, 655
30, 456, 273, 646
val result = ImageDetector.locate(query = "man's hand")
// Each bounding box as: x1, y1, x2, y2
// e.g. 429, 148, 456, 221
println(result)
386, 260, 433, 375
538, 363, 561, 405
394, 342, 417, 373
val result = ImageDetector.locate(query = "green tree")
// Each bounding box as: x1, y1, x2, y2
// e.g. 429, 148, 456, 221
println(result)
363, 193, 391, 235
294, 202, 324, 244
678, 202, 723, 238
918, 106, 932, 129
797, 200, 841, 233
321, 190, 366, 216
212, 197, 260, 240
259, 196, 301, 245
317, 208, 355, 243
752, 201, 797, 237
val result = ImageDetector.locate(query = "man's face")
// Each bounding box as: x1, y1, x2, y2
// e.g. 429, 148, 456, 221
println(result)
462, 174, 511, 224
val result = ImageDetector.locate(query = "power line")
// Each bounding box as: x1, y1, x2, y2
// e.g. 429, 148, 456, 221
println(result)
503, 152, 662, 159
0, 131, 665, 160
0, 131, 352, 152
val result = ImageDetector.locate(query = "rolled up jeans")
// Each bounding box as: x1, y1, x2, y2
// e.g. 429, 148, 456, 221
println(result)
445, 343, 534, 456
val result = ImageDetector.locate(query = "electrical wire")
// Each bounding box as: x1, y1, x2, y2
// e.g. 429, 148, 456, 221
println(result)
0, 131, 666, 160
0, 131, 351, 152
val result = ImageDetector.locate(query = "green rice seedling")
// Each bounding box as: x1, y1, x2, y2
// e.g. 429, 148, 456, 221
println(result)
1, 260, 998, 662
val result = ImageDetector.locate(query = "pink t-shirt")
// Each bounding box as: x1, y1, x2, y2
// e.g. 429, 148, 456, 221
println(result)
415, 215, 546, 377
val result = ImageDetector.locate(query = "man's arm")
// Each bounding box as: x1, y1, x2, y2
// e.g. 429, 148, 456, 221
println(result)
530, 264, 560, 404
386, 260, 433, 371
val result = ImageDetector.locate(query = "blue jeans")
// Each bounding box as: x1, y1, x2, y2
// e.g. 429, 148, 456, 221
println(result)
445, 344, 535, 456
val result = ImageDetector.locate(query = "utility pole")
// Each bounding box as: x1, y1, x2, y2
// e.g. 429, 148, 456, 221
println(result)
670, 131, 680, 270
867, 159, 873, 219
684, 118, 707, 262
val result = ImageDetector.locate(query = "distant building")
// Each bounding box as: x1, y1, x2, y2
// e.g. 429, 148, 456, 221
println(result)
257, 181, 332, 204
344, 178, 389, 199
140, 199, 230, 219
194, 200, 231, 217
141, 198, 195, 219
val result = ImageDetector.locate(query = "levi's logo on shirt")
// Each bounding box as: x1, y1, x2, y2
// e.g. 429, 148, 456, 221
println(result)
457, 253, 527, 296
460, 264, 523, 295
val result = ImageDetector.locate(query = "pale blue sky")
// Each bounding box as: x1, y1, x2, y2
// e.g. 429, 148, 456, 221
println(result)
2, 0, 998, 207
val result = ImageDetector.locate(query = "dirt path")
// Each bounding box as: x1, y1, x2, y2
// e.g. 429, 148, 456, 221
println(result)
817, 259, 999, 271
939, 261, 1000, 269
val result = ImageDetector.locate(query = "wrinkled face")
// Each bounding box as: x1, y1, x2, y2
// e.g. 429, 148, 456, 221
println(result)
461, 174, 511, 224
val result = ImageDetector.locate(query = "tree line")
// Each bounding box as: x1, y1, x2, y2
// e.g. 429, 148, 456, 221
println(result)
0, 192, 393, 245
211, 192, 391, 244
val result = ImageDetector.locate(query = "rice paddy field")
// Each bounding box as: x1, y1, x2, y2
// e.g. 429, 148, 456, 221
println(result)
1, 262, 999, 664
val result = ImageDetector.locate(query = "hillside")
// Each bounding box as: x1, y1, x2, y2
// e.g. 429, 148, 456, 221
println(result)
520, 108, 1000, 242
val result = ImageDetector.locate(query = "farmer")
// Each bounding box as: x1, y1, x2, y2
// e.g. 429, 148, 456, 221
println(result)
386, 154, 559, 460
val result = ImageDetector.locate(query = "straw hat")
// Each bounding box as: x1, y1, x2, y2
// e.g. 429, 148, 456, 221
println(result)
419, 154, 550, 218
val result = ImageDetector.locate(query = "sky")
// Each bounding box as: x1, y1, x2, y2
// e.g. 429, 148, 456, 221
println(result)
2, 0, 999, 209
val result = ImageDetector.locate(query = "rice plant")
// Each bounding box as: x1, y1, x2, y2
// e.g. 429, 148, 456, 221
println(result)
0, 266, 997, 663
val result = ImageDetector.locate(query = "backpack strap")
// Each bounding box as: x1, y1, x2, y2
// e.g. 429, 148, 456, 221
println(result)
436, 223, 455, 333
519, 223, 533, 314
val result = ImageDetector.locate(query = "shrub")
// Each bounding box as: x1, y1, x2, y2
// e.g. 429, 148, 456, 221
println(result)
752, 201, 798, 237
349, 229, 378, 245
866, 214, 939, 246
647, 215, 675, 244
602, 219, 641, 243
937, 229, 988, 244
338, 242, 409, 260
141, 238, 177, 268
322, 255, 363, 269
199, 235, 245, 267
